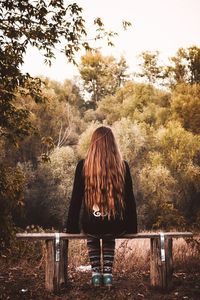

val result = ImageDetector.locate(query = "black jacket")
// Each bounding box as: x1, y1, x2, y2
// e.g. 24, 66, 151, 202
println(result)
66, 160, 137, 235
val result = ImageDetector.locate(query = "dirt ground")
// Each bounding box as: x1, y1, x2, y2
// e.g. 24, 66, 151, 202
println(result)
0, 259, 199, 300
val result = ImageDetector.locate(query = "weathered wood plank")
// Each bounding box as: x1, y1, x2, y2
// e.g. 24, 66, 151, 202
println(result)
45, 240, 54, 292
166, 238, 173, 285
45, 239, 68, 293
59, 239, 68, 290
150, 237, 173, 290
16, 232, 193, 240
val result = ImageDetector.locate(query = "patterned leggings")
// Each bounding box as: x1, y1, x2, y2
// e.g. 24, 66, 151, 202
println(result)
87, 237, 115, 274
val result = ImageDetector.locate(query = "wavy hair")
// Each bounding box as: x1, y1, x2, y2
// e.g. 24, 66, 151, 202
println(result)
83, 126, 125, 219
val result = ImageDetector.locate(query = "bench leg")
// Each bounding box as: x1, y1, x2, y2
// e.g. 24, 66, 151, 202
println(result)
45, 239, 68, 293
150, 237, 173, 290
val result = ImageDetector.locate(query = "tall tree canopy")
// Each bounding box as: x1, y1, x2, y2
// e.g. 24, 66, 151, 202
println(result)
79, 51, 129, 106
137, 51, 163, 84
137, 46, 200, 87
168, 46, 200, 85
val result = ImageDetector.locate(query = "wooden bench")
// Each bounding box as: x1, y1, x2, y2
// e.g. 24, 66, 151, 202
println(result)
16, 232, 193, 294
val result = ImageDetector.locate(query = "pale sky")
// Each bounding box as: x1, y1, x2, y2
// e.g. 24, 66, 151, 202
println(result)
22, 0, 200, 82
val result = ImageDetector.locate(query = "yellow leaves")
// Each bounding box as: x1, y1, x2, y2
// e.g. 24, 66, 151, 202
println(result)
113, 118, 147, 161
155, 121, 200, 172
0, 164, 26, 210
183, 163, 200, 191
77, 121, 100, 158
139, 164, 177, 202
41, 136, 54, 162
79, 51, 129, 103
41, 136, 54, 147
171, 84, 200, 134
147, 152, 163, 167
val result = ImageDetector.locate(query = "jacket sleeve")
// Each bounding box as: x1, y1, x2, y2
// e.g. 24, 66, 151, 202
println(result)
65, 160, 84, 233
124, 161, 138, 233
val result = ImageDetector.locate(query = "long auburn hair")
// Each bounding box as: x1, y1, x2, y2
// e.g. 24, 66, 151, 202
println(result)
83, 126, 125, 219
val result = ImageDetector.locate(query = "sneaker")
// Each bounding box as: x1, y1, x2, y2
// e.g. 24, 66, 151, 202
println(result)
92, 273, 102, 287
103, 274, 113, 288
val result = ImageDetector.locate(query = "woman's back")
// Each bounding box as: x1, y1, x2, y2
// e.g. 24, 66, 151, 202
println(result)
66, 126, 137, 235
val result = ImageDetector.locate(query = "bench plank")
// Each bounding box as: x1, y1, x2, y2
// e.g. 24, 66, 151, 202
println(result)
16, 232, 193, 240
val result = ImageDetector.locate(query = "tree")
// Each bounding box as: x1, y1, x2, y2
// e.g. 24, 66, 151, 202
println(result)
138, 163, 184, 230
166, 46, 200, 86
171, 83, 200, 134
137, 51, 163, 84
0, 1, 79, 142
79, 51, 129, 106
113, 117, 148, 163
77, 121, 101, 158
136, 46, 200, 88
187, 46, 200, 84
0, 0, 120, 144
155, 121, 200, 224
22, 146, 77, 229
2, 77, 85, 167
43, 78, 85, 110
0, 164, 25, 248
97, 81, 170, 125
166, 48, 188, 85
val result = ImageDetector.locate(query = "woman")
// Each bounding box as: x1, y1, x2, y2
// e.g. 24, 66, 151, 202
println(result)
66, 126, 137, 287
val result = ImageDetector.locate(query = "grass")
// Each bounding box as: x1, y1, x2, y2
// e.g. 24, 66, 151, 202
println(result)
67, 236, 200, 274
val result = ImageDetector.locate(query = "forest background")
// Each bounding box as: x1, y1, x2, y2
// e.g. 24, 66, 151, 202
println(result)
1, 0, 200, 251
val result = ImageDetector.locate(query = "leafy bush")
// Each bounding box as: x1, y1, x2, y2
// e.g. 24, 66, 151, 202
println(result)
23, 146, 77, 229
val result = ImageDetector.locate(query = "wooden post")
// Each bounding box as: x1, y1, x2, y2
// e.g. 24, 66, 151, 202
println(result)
150, 235, 173, 290
45, 237, 68, 293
